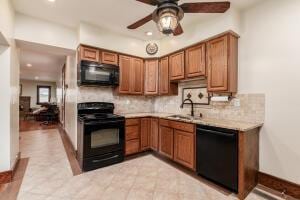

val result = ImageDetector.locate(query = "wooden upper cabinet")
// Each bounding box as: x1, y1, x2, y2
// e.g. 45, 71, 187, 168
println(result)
174, 130, 195, 170
140, 118, 151, 151
119, 55, 131, 93
169, 51, 185, 81
150, 118, 159, 151
131, 58, 144, 94
159, 57, 169, 95
119, 56, 144, 95
185, 43, 206, 78
159, 126, 174, 159
207, 33, 238, 93
144, 59, 159, 95
101, 51, 118, 65
80, 46, 100, 62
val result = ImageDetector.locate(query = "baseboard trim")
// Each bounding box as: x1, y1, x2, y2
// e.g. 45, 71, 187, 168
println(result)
58, 125, 82, 175
0, 152, 21, 184
258, 171, 300, 199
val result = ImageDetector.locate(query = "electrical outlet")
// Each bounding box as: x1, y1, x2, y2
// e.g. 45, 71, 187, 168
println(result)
233, 99, 240, 107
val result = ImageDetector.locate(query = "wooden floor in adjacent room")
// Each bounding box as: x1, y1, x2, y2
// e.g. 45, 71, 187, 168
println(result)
19, 120, 58, 132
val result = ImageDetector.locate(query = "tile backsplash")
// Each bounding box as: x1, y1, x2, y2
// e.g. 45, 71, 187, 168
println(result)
77, 87, 155, 114
77, 80, 265, 123
154, 80, 265, 123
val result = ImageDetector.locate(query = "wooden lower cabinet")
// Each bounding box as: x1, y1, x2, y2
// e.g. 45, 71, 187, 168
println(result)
174, 130, 195, 170
125, 118, 140, 156
140, 118, 151, 151
158, 119, 195, 170
159, 126, 174, 159
150, 118, 159, 151
125, 140, 140, 155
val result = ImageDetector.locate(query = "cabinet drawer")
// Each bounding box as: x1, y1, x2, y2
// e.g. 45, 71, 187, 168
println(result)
126, 125, 139, 141
126, 139, 140, 155
126, 118, 140, 126
172, 121, 195, 133
160, 119, 195, 133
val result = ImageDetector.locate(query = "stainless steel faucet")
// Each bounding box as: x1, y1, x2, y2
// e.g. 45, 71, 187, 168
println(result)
180, 98, 194, 117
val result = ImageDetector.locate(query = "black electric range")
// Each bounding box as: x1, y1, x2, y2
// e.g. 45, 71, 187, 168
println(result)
77, 102, 125, 171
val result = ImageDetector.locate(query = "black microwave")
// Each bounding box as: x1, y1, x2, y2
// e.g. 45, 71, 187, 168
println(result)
78, 61, 119, 86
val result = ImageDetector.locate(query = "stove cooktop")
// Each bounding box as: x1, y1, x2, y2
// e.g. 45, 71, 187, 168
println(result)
78, 113, 124, 121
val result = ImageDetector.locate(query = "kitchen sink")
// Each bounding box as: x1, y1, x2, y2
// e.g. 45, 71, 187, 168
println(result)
167, 115, 193, 120
167, 115, 203, 121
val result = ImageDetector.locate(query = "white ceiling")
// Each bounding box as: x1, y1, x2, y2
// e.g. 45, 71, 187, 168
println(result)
12, 0, 262, 40
18, 41, 67, 82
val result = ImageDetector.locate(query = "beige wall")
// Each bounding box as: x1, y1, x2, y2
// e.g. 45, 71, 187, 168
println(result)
0, 0, 19, 172
20, 79, 57, 108
64, 55, 78, 148
14, 13, 78, 50
238, 0, 300, 184
79, 22, 160, 58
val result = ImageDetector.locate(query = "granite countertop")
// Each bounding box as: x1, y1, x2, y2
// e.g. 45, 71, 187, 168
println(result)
118, 112, 263, 132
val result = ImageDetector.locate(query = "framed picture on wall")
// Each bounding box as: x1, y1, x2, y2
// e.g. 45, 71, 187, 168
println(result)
182, 87, 210, 105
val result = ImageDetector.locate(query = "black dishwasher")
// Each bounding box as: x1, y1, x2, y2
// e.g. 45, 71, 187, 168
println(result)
196, 125, 238, 192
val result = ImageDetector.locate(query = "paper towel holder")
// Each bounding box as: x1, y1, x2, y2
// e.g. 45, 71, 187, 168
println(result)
208, 93, 235, 101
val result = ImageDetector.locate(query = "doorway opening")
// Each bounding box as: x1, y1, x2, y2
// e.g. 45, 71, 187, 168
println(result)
18, 41, 70, 132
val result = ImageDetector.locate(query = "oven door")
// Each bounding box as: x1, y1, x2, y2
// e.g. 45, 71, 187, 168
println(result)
83, 120, 125, 158
80, 65, 115, 85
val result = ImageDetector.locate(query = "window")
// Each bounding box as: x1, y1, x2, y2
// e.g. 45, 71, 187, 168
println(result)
37, 86, 51, 104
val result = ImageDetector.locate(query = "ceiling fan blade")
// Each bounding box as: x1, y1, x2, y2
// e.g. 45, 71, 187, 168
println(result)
127, 14, 153, 29
180, 2, 230, 13
136, 0, 158, 6
173, 24, 183, 36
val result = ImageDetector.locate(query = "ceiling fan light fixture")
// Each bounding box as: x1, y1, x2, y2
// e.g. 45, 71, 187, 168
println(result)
157, 8, 178, 35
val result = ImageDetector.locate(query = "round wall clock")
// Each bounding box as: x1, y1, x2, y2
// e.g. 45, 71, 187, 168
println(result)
146, 43, 158, 55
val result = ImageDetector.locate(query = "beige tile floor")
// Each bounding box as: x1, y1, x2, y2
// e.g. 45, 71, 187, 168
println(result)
17, 129, 283, 200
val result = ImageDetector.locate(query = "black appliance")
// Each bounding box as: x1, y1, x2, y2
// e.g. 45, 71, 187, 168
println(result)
78, 61, 119, 86
77, 102, 125, 171
196, 125, 238, 192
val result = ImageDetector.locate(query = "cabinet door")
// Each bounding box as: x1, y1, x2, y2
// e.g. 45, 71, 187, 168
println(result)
150, 118, 159, 151
185, 43, 206, 78
131, 58, 144, 94
159, 57, 169, 95
126, 125, 140, 141
144, 60, 159, 95
119, 55, 131, 93
207, 35, 228, 92
159, 126, 174, 159
101, 51, 118, 65
169, 51, 185, 81
80, 46, 99, 62
141, 118, 151, 151
126, 140, 140, 156
174, 130, 195, 170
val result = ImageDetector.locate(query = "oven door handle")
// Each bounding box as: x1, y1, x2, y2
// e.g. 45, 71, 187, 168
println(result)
84, 120, 125, 125
92, 155, 119, 163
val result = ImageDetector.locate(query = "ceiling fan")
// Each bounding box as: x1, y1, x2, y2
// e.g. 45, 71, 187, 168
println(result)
127, 0, 231, 36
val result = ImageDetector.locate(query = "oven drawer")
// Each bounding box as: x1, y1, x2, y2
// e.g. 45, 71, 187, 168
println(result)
126, 139, 140, 155
82, 151, 124, 171
126, 125, 140, 140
